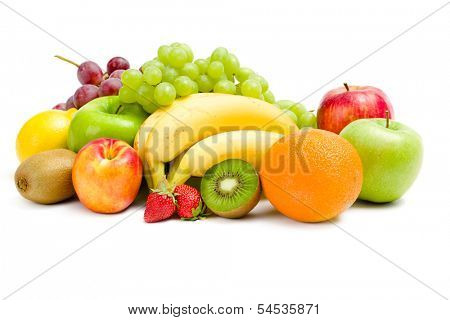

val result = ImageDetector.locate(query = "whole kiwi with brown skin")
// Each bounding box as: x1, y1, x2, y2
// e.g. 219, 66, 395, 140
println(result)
15, 149, 76, 204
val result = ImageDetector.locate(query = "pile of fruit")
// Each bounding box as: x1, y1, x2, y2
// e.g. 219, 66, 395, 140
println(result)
14, 44, 423, 223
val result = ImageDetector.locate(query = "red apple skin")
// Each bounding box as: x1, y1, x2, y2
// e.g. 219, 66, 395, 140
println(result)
317, 85, 394, 134
73, 138, 142, 213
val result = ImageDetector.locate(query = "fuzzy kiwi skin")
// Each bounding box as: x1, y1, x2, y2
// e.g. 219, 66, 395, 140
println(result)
15, 149, 76, 204
210, 179, 261, 219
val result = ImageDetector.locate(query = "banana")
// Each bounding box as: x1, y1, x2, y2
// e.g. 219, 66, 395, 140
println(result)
144, 93, 299, 187
167, 130, 283, 186
133, 105, 172, 188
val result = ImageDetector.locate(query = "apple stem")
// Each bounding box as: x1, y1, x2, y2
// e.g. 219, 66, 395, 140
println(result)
343, 83, 349, 91
54, 55, 80, 68
116, 105, 124, 114
386, 110, 390, 128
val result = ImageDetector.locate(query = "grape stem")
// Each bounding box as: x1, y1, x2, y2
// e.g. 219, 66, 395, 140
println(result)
385, 110, 390, 128
54, 55, 80, 68
343, 83, 350, 91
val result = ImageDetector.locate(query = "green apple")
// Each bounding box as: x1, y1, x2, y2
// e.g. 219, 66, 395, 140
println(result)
340, 118, 423, 203
68, 96, 148, 152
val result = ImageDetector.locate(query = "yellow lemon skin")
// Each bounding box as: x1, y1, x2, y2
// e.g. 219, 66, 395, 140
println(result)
16, 108, 77, 162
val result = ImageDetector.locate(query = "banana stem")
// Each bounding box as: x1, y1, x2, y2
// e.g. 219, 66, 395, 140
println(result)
143, 166, 153, 189
167, 170, 191, 187
149, 161, 167, 189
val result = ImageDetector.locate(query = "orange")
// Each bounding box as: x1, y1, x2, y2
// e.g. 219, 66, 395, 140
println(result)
260, 128, 363, 222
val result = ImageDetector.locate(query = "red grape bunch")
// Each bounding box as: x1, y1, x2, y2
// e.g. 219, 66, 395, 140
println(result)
52, 55, 130, 110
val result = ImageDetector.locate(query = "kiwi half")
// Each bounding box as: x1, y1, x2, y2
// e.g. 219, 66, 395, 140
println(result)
201, 159, 261, 219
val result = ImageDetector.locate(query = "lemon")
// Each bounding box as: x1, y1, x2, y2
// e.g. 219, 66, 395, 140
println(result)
16, 108, 77, 162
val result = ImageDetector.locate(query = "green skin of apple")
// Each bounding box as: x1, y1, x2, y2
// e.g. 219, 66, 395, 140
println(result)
68, 96, 148, 152
340, 118, 423, 203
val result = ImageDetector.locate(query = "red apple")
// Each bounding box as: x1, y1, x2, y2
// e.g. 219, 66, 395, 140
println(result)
72, 138, 142, 213
317, 83, 394, 134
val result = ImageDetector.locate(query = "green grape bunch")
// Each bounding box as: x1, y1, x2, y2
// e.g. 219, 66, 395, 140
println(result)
116, 43, 317, 129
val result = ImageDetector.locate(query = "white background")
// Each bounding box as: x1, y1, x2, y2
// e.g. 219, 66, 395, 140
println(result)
1, 0, 449, 318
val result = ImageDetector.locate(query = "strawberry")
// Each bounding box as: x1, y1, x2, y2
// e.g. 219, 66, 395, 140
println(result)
174, 184, 207, 221
144, 184, 177, 223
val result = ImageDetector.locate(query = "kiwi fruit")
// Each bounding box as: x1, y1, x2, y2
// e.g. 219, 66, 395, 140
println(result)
15, 149, 76, 204
201, 159, 261, 219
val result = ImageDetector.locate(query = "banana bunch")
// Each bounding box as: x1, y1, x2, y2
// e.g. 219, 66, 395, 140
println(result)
167, 130, 284, 186
134, 93, 299, 188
